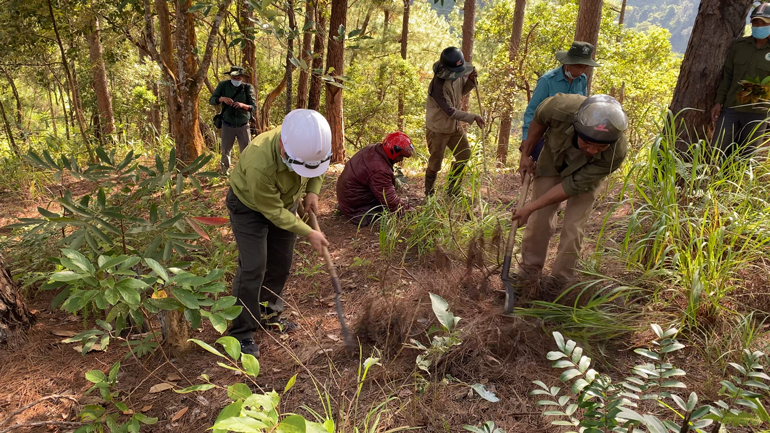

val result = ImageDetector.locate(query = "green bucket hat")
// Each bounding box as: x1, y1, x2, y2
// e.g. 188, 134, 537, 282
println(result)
555, 41, 600, 67
432, 61, 474, 81
223, 66, 248, 77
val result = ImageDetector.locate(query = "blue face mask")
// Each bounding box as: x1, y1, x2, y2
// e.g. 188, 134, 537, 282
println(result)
231, 79, 242, 87
753, 26, 770, 40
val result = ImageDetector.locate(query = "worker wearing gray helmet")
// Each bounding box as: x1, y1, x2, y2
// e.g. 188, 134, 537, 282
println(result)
512, 93, 628, 293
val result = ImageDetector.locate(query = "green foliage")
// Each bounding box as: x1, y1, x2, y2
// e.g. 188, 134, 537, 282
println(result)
463, 421, 506, 433
76, 362, 159, 432
408, 293, 463, 374
533, 324, 714, 433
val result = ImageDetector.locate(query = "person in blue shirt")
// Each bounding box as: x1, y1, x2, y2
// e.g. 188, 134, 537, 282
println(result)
520, 41, 600, 160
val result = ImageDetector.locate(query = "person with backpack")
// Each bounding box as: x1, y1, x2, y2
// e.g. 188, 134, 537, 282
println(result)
210, 66, 257, 173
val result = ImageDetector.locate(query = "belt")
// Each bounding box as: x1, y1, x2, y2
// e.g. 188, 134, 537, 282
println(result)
222, 120, 249, 128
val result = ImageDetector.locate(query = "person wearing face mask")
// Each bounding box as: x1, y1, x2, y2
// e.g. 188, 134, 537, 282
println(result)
336, 132, 415, 226
210, 66, 257, 173
711, 3, 770, 159
424, 47, 486, 197
226, 109, 332, 358
511, 94, 628, 297
520, 41, 599, 162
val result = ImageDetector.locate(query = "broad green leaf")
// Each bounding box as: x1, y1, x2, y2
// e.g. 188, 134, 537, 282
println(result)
560, 369, 582, 382
175, 384, 216, 393
171, 287, 199, 309
189, 338, 225, 357
553, 331, 566, 352
470, 383, 499, 402
208, 313, 227, 333
428, 293, 459, 330
276, 415, 306, 433
284, 374, 298, 394
144, 258, 169, 282
242, 354, 260, 377
212, 417, 267, 432
634, 348, 661, 361
227, 383, 252, 400
85, 370, 107, 383
216, 336, 241, 361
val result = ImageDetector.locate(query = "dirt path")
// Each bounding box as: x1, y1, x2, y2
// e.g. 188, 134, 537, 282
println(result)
0, 170, 625, 432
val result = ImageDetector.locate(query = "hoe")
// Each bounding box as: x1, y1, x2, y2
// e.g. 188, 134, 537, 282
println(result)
501, 172, 532, 314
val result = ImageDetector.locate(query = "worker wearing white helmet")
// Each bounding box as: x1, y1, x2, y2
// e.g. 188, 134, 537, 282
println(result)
226, 109, 332, 358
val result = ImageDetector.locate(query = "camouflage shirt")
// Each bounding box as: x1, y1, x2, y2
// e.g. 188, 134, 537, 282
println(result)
715, 36, 770, 113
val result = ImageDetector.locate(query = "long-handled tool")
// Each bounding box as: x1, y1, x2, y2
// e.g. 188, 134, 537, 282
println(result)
473, 86, 489, 179
306, 210, 356, 351
501, 172, 532, 314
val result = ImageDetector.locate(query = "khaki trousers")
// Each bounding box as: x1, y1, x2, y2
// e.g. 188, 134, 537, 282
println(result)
425, 129, 471, 195
516, 176, 598, 282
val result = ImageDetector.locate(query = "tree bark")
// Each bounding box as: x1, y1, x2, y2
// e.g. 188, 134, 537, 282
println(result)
240, 1, 261, 131
669, 0, 753, 148
574, 0, 603, 94
47, 0, 92, 160
0, 253, 35, 344
0, 100, 19, 157
261, 75, 288, 128
308, 1, 327, 111
397, 0, 409, 131
325, 0, 347, 163
496, 0, 526, 164
297, 0, 315, 109
618, 0, 627, 25
86, 15, 115, 136
47, 83, 58, 138
285, 0, 297, 115
384, 9, 389, 35
0, 68, 22, 125
155, 0, 175, 139
461, 0, 476, 111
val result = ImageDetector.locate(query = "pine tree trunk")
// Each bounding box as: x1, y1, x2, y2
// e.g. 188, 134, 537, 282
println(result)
397, 0, 409, 131
308, 1, 327, 111
574, 0, 603, 94
47, 83, 58, 138
461, 0, 476, 111
669, 0, 754, 150
325, 0, 347, 163
86, 15, 115, 135
618, 0, 627, 25
0, 100, 19, 158
0, 253, 35, 344
156, 0, 175, 139
240, 2, 261, 131
496, 0, 526, 165
0, 68, 22, 126
296, 0, 315, 109
284, 0, 297, 115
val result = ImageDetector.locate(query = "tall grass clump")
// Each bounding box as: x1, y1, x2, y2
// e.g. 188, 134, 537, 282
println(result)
604, 110, 770, 327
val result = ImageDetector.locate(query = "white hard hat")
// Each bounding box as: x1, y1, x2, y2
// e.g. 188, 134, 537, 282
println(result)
280, 109, 333, 178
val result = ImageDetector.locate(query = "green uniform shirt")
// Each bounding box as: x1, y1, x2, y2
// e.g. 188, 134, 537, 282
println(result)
533, 94, 628, 197
715, 37, 770, 113
229, 127, 323, 236
209, 80, 257, 126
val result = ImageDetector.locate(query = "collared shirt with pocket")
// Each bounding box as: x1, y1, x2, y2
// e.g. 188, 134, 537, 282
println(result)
229, 127, 323, 236
715, 36, 770, 114
522, 66, 587, 140
533, 94, 628, 197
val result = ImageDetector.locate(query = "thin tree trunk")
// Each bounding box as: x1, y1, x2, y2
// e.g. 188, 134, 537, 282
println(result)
240, 1, 261, 130
397, 0, 409, 131
0, 101, 19, 158
86, 15, 115, 136
0, 253, 35, 344
0, 68, 22, 125
326, 0, 347, 163
574, 0, 603, 94
261, 75, 288, 128
496, 0, 526, 164
308, 1, 327, 111
349, 7, 371, 65
384, 9, 389, 34
55, 76, 70, 140
47, 0, 92, 160
669, 0, 754, 150
285, 0, 297, 115
461, 0, 476, 111
618, 0, 627, 25
156, 0, 175, 139
297, 0, 315, 109
47, 83, 58, 138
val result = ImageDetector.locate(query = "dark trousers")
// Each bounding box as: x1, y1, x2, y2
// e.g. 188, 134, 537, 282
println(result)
226, 189, 296, 341
712, 108, 768, 159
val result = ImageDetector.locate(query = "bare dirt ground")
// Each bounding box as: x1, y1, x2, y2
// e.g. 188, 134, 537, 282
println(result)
0, 169, 727, 432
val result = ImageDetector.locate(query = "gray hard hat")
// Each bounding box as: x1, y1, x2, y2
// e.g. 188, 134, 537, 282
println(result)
573, 95, 628, 144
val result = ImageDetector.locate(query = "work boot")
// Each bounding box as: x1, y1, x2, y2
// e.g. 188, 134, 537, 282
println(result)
240, 338, 260, 358
424, 170, 438, 196
263, 317, 300, 334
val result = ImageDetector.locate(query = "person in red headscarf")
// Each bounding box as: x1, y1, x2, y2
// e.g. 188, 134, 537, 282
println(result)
336, 132, 414, 226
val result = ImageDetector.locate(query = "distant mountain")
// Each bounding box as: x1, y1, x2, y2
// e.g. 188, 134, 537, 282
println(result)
624, 0, 698, 53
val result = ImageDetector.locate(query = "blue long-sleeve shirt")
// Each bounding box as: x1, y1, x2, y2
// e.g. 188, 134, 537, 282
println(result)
521, 66, 587, 140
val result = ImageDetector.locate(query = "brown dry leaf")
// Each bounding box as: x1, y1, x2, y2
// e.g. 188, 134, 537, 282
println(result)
72, 344, 104, 353
122, 409, 134, 415
326, 334, 340, 342
166, 373, 181, 382
171, 406, 189, 422
141, 405, 153, 412
53, 330, 78, 338
149, 382, 175, 393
